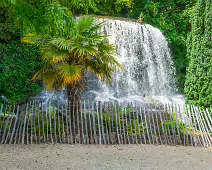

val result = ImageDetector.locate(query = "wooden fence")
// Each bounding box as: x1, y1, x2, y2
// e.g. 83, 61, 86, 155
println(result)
0, 100, 211, 147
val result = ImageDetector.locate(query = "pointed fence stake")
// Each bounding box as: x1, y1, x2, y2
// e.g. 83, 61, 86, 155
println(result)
83, 101, 89, 144
21, 103, 29, 145
9, 105, 20, 144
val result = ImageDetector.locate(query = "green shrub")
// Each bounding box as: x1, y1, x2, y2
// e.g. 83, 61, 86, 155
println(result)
184, 0, 212, 107
0, 37, 43, 104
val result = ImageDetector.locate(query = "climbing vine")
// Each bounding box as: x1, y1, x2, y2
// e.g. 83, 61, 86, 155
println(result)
184, 0, 212, 107
0, 34, 42, 104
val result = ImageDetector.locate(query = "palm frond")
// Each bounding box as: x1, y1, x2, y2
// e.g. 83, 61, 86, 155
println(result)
22, 33, 49, 46
70, 41, 100, 58
23, 15, 122, 91
88, 22, 104, 34
32, 62, 59, 91
56, 63, 83, 85
40, 44, 69, 63
50, 37, 73, 50
75, 16, 95, 34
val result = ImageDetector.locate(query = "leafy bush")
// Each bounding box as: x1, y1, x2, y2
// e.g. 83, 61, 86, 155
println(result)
184, 0, 212, 107
0, 37, 42, 104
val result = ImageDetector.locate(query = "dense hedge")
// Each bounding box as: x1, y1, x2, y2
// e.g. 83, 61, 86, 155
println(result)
0, 35, 42, 104
0, 7, 42, 104
184, 0, 212, 107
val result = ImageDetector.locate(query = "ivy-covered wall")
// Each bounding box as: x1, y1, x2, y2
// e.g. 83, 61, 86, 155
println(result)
0, 36, 42, 104
0, 7, 42, 104
184, 0, 212, 107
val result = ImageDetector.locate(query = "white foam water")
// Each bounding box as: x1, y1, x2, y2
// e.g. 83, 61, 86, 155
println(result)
39, 17, 184, 105
84, 18, 184, 105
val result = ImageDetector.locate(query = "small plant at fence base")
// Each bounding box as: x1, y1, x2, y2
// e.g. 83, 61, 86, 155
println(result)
103, 105, 146, 137
162, 119, 193, 136
162, 112, 194, 136
127, 120, 145, 135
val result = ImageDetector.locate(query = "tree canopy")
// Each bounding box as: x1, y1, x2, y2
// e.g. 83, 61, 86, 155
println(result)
1, 0, 122, 103
22, 16, 121, 91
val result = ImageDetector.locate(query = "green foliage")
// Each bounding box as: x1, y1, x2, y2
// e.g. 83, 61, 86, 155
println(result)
93, 0, 133, 17
30, 115, 65, 136
162, 119, 193, 135
1, 1, 123, 101
0, 5, 43, 104
116, 105, 133, 116
162, 112, 193, 135
0, 7, 16, 41
59, 0, 133, 16
0, 37, 42, 104
0, 0, 75, 36
1, 0, 211, 108
22, 16, 121, 91
184, 0, 212, 107
103, 105, 145, 135
127, 119, 145, 135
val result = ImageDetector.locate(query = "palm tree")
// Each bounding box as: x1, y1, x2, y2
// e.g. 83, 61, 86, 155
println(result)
22, 16, 121, 103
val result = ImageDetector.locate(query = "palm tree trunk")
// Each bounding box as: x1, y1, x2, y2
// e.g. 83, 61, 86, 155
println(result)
67, 76, 87, 112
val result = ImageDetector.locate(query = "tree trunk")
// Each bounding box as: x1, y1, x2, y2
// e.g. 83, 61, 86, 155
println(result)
66, 76, 87, 112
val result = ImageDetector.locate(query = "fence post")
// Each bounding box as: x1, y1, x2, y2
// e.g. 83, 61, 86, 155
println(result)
115, 103, 121, 144
65, 101, 70, 144
49, 100, 54, 144
61, 102, 65, 143
37, 100, 41, 144
57, 100, 62, 144
1, 105, 12, 144
83, 101, 89, 144
194, 106, 211, 147
80, 100, 85, 144
175, 104, 182, 145
202, 107, 212, 146
5, 105, 16, 144
118, 102, 123, 144
69, 101, 73, 144
21, 103, 29, 145
191, 105, 205, 147
18, 104, 25, 144
150, 104, 158, 145
121, 102, 127, 144
9, 105, 20, 144
100, 102, 106, 144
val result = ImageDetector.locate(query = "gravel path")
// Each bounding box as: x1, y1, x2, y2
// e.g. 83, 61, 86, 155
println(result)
0, 145, 211, 170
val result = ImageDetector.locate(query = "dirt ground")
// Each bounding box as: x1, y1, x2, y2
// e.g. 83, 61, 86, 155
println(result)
0, 144, 211, 170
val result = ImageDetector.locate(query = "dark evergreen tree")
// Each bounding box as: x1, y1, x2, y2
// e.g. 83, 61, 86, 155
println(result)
185, 0, 212, 107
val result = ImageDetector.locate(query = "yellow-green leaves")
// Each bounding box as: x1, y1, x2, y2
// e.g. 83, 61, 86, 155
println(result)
57, 64, 83, 85
23, 16, 122, 91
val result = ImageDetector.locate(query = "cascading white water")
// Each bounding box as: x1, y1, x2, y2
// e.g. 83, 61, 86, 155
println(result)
39, 17, 185, 105
83, 18, 184, 104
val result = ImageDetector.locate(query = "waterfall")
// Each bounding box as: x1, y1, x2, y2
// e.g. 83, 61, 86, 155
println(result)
83, 18, 184, 104
38, 17, 185, 105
